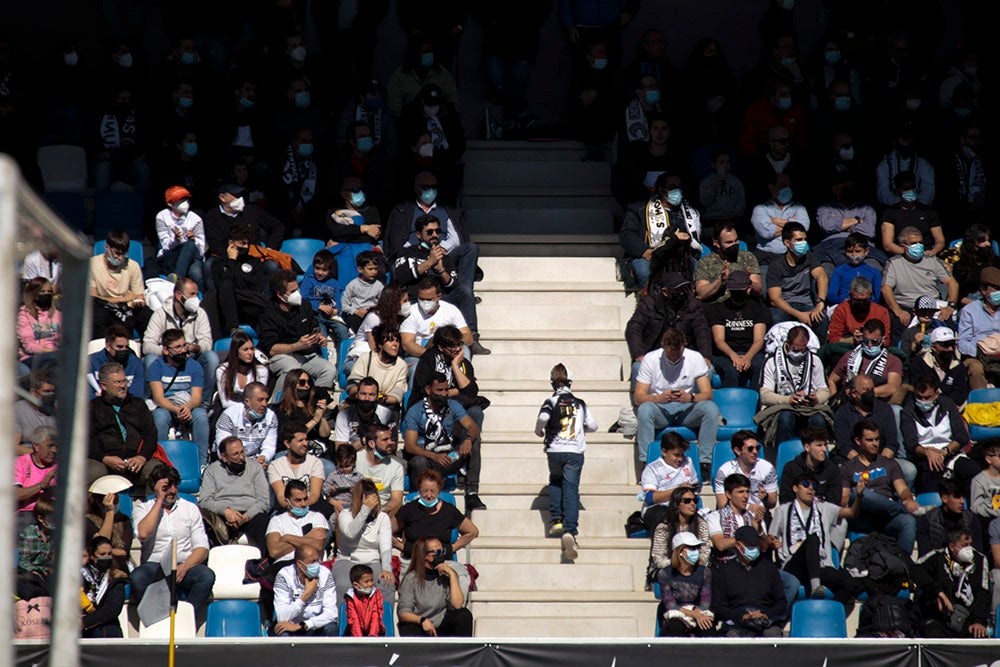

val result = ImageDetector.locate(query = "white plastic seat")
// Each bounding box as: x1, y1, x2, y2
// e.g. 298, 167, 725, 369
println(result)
37, 144, 88, 193
208, 544, 261, 600
137, 600, 197, 638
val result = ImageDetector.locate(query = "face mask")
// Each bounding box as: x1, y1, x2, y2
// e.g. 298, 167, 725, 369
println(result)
420, 52, 434, 68
356, 137, 373, 153
105, 252, 123, 268
247, 408, 264, 422
177, 95, 193, 109
779, 57, 796, 66
954, 106, 972, 117
180, 139, 198, 157
862, 343, 882, 357
304, 562, 321, 578
180, 52, 197, 66
283, 290, 303, 307
592, 58, 608, 70
229, 196, 245, 213
297, 142, 314, 158
364, 96, 382, 111
666, 189, 683, 206
729, 291, 748, 307
989, 291, 1000, 307
916, 399, 936, 412
170, 352, 188, 365
424, 104, 440, 118
963, 145, 977, 159
290, 46, 307, 62
858, 389, 875, 410
417, 497, 438, 508
238, 96, 255, 110
846, 253, 865, 266
776, 187, 793, 204
781, 0, 794, 8
94, 556, 113, 572
112, 349, 130, 365
64, 51, 79, 67
40, 391, 57, 407
833, 95, 851, 111
684, 549, 700, 565
399, 302, 412, 318
644, 90, 661, 104
356, 398, 376, 413
350, 191, 366, 207
906, 243, 924, 260
173, 201, 192, 217
35, 294, 53, 309
418, 298, 437, 313
294, 91, 311, 109
420, 188, 437, 205
786, 349, 806, 361
117, 52, 133, 68
182, 295, 200, 313
776, 96, 792, 110
742, 546, 760, 561
824, 50, 841, 64
721, 244, 740, 261
356, 585, 374, 596
791, 240, 809, 257
838, 146, 855, 161
226, 460, 246, 474
900, 189, 918, 203
956, 546, 975, 563
418, 143, 435, 158
296, 388, 311, 400
905, 98, 922, 111
430, 394, 449, 409
290, 505, 310, 518
371, 446, 386, 461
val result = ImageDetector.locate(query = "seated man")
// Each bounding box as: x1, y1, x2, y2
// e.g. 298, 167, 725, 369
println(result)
911, 528, 991, 638
269, 420, 333, 518
14, 370, 57, 455
713, 430, 778, 513
707, 473, 762, 564
881, 226, 958, 342
750, 171, 811, 271
633, 328, 720, 474
271, 544, 339, 636
758, 325, 831, 449
826, 234, 884, 306
210, 221, 269, 334
638, 431, 699, 531
141, 277, 218, 408
878, 170, 942, 254
14, 426, 57, 533
693, 224, 762, 304
86, 323, 145, 400
89, 229, 150, 338
131, 465, 215, 616
354, 424, 405, 517
199, 435, 271, 549
258, 270, 337, 393
16, 493, 55, 601
827, 319, 902, 401
147, 328, 210, 468
958, 266, 1000, 391
402, 372, 484, 513
826, 277, 891, 363
711, 525, 788, 638
398, 275, 474, 365
814, 182, 883, 273
916, 479, 983, 558
263, 479, 329, 614
333, 377, 398, 449
215, 382, 279, 466
900, 375, 979, 495
969, 444, 1000, 610
841, 419, 919, 554
778, 426, 844, 505
769, 472, 865, 603
909, 327, 969, 408
408, 325, 486, 431
766, 221, 829, 338
87, 362, 159, 488
704, 270, 769, 388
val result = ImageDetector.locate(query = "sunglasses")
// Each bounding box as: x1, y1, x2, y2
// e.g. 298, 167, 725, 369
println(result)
861, 338, 881, 346
297, 379, 312, 387
424, 229, 441, 236
798, 480, 815, 489
742, 445, 760, 452
678, 497, 698, 505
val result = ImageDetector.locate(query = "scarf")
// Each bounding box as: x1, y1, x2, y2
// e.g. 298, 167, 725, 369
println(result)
787, 501, 824, 550
281, 143, 317, 208
354, 104, 383, 146
954, 150, 985, 204
769, 347, 816, 396
845, 345, 889, 383
625, 98, 650, 142
719, 505, 753, 539
81, 565, 110, 608
422, 398, 452, 452
427, 114, 449, 150
946, 555, 975, 607
433, 351, 453, 386
884, 151, 919, 193
99, 110, 137, 150
644, 195, 670, 246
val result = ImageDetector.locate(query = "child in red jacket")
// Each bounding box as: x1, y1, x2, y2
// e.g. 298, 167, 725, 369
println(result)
343, 564, 386, 636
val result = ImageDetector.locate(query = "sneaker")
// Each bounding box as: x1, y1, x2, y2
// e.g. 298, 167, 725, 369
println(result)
547, 521, 564, 536
809, 586, 827, 600
470, 341, 491, 356
465, 493, 487, 513
561, 533, 578, 560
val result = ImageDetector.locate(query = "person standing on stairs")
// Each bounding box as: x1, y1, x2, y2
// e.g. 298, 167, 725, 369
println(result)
535, 363, 598, 561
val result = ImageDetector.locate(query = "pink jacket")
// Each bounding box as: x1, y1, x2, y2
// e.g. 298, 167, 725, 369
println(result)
17, 305, 61, 360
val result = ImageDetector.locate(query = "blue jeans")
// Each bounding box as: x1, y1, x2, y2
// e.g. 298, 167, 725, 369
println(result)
636, 400, 720, 465
485, 55, 531, 115
153, 406, 211, 467
131, 561, 215, 611
628, 258, 651, 290
547, 452, 584, 535
160, 241, 205, 291
849, 491, 917, 554
317, 316, 351, 345
773, 409, 828, 448
779, 569, 800, 608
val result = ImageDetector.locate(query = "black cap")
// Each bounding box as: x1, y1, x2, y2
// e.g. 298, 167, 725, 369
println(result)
661, 272, 690, 289
217, 183, 246, 196
726, 270, 751, 291
734, 525, 760, 546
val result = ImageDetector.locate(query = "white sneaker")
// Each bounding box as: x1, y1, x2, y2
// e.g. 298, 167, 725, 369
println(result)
561, 533, 578, 560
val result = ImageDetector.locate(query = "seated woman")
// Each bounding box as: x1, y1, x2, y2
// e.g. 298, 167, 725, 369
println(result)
392, 469, 478, 564
648, 486, 710, 585
80, 536, 128, 638
84, 475, 134, 573
17, 277, 61, 376
397, 535, 473, 637
344, 285, 410, 377
332, 480, 395, 607
272, 369, 332, 470
346, 324, 408, 407
215, 329, 269, 410
407, 325, 488, 429
657, 531, 716, 637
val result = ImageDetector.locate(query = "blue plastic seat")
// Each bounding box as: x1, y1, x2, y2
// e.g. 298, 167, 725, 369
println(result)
915, 491, 941, 507
93, 239, 144, 267
214, 337, 233, 353
968, 388, 1000, 442
789, 599, 848, 637
710, 441, 737, 485
713, 388, 759, 441
205, 599, 264, 637
93, 191, 144, 241
337, 338, 353, 391
237, 324, 259, 341
655, 426, 698, 442
117, 493, 133, 520
158, 440, 201, 493
44, 191, 88, 231
950, 238, 1000, 255
337, 599, 395, 637
281, 238, 327, 275
775, 439, 804, 486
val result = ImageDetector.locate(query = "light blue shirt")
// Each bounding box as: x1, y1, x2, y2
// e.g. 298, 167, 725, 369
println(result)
958, 300, 1000, 357
750, 200, 811, 255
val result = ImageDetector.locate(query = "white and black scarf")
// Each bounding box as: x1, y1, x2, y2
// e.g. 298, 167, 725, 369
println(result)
281, 143, 317, 208
625, 98, 650, 142
787, 502, 825, 548
433, 351, 453, 386
644, 195, 670, 246
81, 565, 110, 608
426, 114, 448, 150
422, 398, 452, 452
355, 104, 383, 146
99, 110, 137, 150
770, 347, 816, 396
844, 345, 889, 383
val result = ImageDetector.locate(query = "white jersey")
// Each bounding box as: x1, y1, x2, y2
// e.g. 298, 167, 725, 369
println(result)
535, 388, 597, 454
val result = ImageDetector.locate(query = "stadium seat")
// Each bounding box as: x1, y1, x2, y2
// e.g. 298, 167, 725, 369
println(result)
775, 439, 803, 485
93, 239, 144, 268
281, 238, 326, 274
655, 426, 698, 443
337, 599, 396, 637
205, 599, 264, 637
117, 493, 133, 520
327, 242, 372, 293
710, 441, 737, 484
237, 324, 259, 341
789, 599, 847, 638
138, 600, 197, 638
37, 144, 88, 193
916, 491, 941, 507
337, 338, 353, 391
968, 388, 1000, 441
43, 191, 88, 231
713, 388, 759, 440
208, 544, 262, 600
93, 191, 144, 240
158, 440, 201, 493
214, 337, 233, 353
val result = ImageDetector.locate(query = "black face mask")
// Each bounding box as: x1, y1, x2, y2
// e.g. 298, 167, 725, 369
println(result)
857, 389, 875, 410
356, 398, 377, 413
669, 293, 687, 308
430, 394, 448, 409
35, 294, 53, 309
296, 388, 311, 400
93, 557, 113, 572
226, 460, 247, 474
975, 246, 993, 261
849, 299, 870, 313
170, 353, 188, 365
721, 244, 740, 262
112, 349, 130, 365
935, 349, 955, 364
236, 248, 250, 260
729, 291, 748, 307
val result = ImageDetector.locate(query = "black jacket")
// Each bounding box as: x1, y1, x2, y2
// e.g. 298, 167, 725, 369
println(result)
391, 244, 459, 300
81, 575, 128, 636
625, 291, 712, 360
202, 204, 286, 259
257, 302, 321, 358
384, 201, 470, 262
777, 452, 845, 504
88, 395, 158, 462
711, 556, 788, 626
408, 348, 479, 411
912, 549, 991, 631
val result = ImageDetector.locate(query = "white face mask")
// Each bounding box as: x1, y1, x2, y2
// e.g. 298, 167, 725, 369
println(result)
417, 298, 437, 314
290, 46, 307, 62
228, 196, 245, 213
418, 143, 434, 158
182, 295, 200, 313
118, 52, 133, 68
174, 200, 191, 215
424, 105, 440, 118
284, 290, 303, 307
956, 545, 975, 563
399, 302, 412, 318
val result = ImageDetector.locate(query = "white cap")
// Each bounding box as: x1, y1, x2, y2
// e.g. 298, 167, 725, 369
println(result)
88, 474, 132, 495
929, 327, 957, 344
671, 531, 705, 550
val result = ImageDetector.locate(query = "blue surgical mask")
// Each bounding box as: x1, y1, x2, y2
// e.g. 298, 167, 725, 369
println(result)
297, 143, 314, 158
915, 399, 936, 412
776, 96, 792, 110
356, 137, 373, 153
776, 187, 793, 204
791, 240, 809, 257
901, 189, 918, 203
824, 50, 841, 64
420, 52, 434, 68
742, 546, 760, 561
182, 141, 198, 157
248, 408, 263, 421
304, 562, 321, 578
420, 188, 437, 205
779, 57, 796, 67
905, 98, 922, 111
989, 291, 1000, 307
350, 191, 366, 207
906, 243, 925, 260
666, 189, 683, 206
954, 106, 972, 117
862, 344, 882, 357
645, 90, 661, 104
371, 446, 385, 461
684, 549, 700, 565
239, 96, 255, 110
290, 505, 310, 518
838, 146, 855, 161
592, 58, 608, 70
417, 497, 438, 508
180, 52, 197, 66
294, 90, 311, 109
177, 96, 193, 109
834, 95, 851, 111
105, 252, 123, 267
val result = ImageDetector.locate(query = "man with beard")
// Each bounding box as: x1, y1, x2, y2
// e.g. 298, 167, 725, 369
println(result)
334, 377, 398, 450
87, 325, 145, 401
704, 270, 770, 387
828, 319, 902, 400
354, 424, 405, 517
694, 224, 762, 304
199, 436, 271, 549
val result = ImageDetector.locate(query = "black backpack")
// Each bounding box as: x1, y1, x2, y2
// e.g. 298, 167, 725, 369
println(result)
856, 594, 918, 637
843, 532, 913, 596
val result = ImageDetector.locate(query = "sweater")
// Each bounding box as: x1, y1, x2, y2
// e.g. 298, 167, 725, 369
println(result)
341, 277, 384, 315
198, 460, 271, 519
710, 556, 788, 625
346, 351, 408, 404
335, 506, 393, 573
141, 296, 213, 356
16, 306, 61, 360
397, 563, 469, 628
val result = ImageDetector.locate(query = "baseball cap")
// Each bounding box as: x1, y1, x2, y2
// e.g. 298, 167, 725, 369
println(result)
164, 185, 191, 204
734, 525, 761, 546
88, 474, 133, 495
671, 531, 705, 550
914, 295, 937, 311
929, 327, 957, 344
217, 183, 246, 196
981, 266, 1000, 287
726, 270, 751, 291
661, 272, 690, 289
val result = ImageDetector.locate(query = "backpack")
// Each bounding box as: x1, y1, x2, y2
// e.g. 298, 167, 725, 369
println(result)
856, 594, 918, 637
543, 392, 586, 445
843, 532, 913, 596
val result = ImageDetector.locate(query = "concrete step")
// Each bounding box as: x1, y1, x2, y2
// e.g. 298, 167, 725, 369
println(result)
472, 509, 631, 539
484, 430, 629, 445
477, 256, 619, 283
474, 615, 641, 638
463, 196, 620, 214
463, 160, 611, 193
477, 289, 634, 310
480, 379, 628, 392
479, 454, 635, 486
478, 239, 623, 258
481, 329, 625, 342
477, 280, 626, 294
481, 403, 622, 432
464, 139, 587, 160
476, 340, 630, 365
485, 390, 624, 407
469, 596, 658, 638
467, 208, 612, 236
478, 303, 629, 331
473, 562, 634, 593
474, 485, 716, 508
472, 540, 649, 590
473, 354, 624, 382
481, 442, 633, 457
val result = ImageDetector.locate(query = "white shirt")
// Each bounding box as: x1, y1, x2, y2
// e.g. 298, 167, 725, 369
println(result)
399, 301, 467, 348
354, 450, 405, 506
534, 388, 598, 454
635, 348, 708, 395
154, 208, 206, 258
713, 459, 778, 506
267, 454, 326, 487
214, 362, 270, 410
640, 456, 699, 516
20, 251, 63, 284
266, 510, 329, 563
334, 403, 398, 445
132, 497, 209, 564
273, 562, 338, 629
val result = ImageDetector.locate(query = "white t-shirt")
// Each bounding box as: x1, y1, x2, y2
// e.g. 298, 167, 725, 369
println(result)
265, 510, 329, 563
635, 348, 708, 395
354, 450, 405, 506
713, 459, 778, 506
639, 456, 699, 516
399, 301, 467, 348
267, 454, 326, 488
